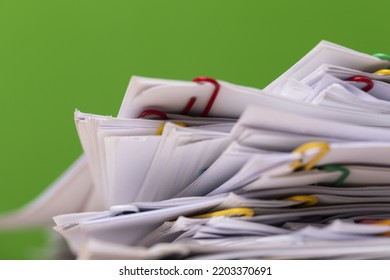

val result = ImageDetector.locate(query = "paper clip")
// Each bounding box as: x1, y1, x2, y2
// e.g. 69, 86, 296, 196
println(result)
358, 219, 379, 224
138, 110, 187, 135
138, 77, 220, 117
193, 77, 221, 117
182, 96, 197, 115
346, 76, 374, 92
372, 220, 390, 236
373, 53, 390, 63
191, 208, 255, 219
138, 109, 169, 120
291, 142, 330, 171
138, 98, 197, 118
286, 195, 318, 207
373, 220, 390, 226
319, 165, 350, 186
156, 122, 187, 135
374, 69, 390, 75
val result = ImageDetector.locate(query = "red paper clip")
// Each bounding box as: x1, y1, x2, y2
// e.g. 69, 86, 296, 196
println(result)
182, 96, 197, 115
347, 76, 374, 92
138, 77, 221, 118
138, 109, 168, 120
193, 77, 221, 117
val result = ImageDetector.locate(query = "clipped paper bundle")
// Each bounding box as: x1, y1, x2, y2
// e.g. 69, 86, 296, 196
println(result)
2, 41, 390, 259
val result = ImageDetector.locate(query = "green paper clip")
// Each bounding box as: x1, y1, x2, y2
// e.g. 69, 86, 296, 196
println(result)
373, 53, 390, 63
320, 165, 350, 186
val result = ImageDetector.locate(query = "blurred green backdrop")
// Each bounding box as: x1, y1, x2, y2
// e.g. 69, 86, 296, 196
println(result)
0, 0, 389, 259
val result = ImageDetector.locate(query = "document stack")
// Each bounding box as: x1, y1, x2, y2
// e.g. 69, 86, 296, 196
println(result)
2, 41, 390, 259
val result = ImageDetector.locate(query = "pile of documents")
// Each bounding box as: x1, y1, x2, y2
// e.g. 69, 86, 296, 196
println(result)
2, 41, 390, 259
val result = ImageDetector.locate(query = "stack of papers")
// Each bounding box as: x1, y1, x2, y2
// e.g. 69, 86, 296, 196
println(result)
2, 40, 390, 259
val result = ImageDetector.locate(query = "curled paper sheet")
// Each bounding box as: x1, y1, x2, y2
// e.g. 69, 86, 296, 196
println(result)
0, 156, 96, 229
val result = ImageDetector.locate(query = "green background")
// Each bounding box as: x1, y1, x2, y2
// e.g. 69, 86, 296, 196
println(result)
0, 0, 389, 259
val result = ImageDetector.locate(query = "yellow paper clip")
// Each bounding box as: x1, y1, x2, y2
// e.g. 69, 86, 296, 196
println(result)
191, 208, 255, 219
291, 142, 330, 171
374, 69, 390, 75
286, 195, 318, 207
157, 122, 187, 135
